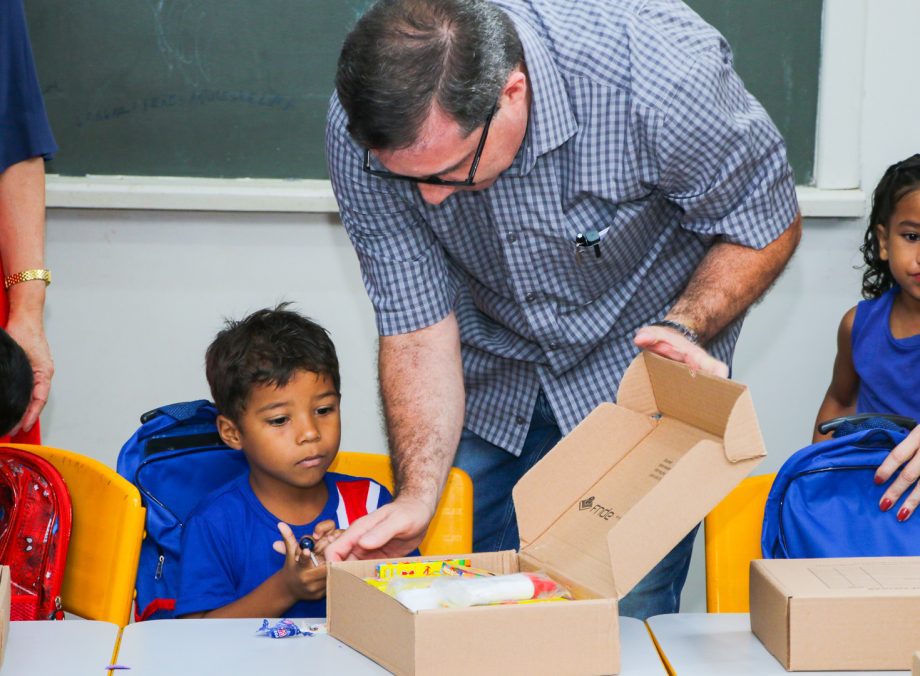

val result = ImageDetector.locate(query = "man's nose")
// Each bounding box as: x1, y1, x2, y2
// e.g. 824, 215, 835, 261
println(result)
417, 183, 457, 205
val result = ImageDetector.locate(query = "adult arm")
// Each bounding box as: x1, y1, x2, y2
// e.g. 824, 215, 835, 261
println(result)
0, 156, 52, 434
875, 426, 920, 522
634, 213, 801, 376
325, 313, 465, 560
811, 307, 858, 442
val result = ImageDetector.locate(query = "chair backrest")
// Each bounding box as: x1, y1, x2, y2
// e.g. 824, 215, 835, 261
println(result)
704, 472, 775, 613
329, 451, 473, 555
4, 443, 146, 626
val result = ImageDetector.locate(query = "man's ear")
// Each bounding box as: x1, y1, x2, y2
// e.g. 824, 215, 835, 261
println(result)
217, 414, 244, 449
501, 66, 528, 107
876, 223, 890, 261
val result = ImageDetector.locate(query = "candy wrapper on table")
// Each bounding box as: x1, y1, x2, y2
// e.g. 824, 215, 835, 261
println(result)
329, 352, 767, 675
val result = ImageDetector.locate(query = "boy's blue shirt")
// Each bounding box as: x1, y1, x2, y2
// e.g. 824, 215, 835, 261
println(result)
175, 471, 392, 618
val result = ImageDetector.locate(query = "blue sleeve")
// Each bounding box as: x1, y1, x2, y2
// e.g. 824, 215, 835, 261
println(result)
174, 512, 240, 616
0, 0, 57, 173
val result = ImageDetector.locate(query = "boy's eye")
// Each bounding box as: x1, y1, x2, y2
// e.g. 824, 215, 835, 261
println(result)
316, 405, 337, 416
267, 416, 289, 426
903, 232, 920, 242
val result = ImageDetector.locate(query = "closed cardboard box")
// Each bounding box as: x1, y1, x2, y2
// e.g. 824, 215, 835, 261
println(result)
329, 353, 766, 675
750, 557, 920, 671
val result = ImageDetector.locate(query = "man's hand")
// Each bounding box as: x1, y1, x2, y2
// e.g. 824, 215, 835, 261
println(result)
633, 324, 728, 378
323, 495, 434, 562
875, 425, 920, 522
5, 314, 53, 435
275, 522, 328, 601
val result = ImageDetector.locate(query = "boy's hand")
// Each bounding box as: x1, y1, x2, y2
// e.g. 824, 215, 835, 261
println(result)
311, 519, 345, 557
275, 522, 327, 601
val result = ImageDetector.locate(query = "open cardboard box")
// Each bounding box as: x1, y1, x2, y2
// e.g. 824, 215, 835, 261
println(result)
751, 557, 920, 671
329, 352, 766, 675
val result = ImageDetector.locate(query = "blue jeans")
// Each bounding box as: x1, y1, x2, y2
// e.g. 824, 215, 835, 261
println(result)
453, 391, 698, 620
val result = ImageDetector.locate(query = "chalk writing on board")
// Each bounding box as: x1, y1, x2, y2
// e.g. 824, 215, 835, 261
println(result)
71, 89, 298, 128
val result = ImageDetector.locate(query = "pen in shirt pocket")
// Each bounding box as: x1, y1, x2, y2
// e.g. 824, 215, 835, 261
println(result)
574, 227, 610, 263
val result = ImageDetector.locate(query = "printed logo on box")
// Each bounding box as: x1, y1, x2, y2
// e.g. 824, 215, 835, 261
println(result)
578, 496, 618, 521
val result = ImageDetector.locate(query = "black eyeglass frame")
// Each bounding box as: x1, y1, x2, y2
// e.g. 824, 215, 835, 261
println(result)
362, 105, 497, 187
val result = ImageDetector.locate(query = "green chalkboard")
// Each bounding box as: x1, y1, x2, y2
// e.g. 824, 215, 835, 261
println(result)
28, 0, 821, 182
686, 0, 822, 185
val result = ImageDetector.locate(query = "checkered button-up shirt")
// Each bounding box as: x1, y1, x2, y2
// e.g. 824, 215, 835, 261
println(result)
326, 0, 798, 455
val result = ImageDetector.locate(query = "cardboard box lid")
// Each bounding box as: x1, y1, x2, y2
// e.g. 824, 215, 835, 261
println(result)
751, 557, 920, 599
513, 351, 765, 599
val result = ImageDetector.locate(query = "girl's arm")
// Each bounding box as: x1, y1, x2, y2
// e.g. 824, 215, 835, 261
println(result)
812, 306, 859, 442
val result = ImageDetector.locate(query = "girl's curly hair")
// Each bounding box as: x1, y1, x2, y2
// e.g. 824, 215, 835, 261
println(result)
860, 154, 920, 299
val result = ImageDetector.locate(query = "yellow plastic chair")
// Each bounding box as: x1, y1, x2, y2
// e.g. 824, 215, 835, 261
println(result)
2, 443, 146, 627
329, 451, 473, 555
704, 472, 776, 613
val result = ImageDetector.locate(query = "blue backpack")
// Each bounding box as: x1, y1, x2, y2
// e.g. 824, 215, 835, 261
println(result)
762, 414, 920, 559
117, 400, 248, 621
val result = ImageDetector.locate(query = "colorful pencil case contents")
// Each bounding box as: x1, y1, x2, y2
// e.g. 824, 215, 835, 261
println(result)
364, 561, 571, 612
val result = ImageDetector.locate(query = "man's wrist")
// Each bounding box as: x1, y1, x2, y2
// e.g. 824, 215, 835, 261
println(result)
651, 319, 701, 345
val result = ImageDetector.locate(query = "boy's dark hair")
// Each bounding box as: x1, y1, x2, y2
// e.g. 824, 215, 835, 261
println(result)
205, 304, 340, 423
336, 0, 523, 150
0, 327, 33, 437
860, 154, 920, 299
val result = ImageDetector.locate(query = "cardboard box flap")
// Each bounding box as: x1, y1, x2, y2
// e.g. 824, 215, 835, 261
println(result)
513, 351, 765, 599
514, 402, 655, 552
617, 351, 766, 463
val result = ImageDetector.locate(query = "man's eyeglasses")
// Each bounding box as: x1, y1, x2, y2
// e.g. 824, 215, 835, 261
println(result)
362, 105, 496, 187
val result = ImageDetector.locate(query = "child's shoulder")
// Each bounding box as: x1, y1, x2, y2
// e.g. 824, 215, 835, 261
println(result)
187, 473, 251, 522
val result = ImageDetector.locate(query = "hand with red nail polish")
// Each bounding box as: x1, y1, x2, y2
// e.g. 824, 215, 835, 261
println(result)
875, 426, 920, 520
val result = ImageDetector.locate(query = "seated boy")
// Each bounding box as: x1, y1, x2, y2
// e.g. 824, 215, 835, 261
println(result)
175, 305, 392, 618
0, 327, 33, 437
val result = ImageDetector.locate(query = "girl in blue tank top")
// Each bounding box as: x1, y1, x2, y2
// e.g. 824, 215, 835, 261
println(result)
813, 154, 920, 522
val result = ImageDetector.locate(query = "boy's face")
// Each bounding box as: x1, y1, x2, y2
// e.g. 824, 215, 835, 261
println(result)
217, 370, 341, 494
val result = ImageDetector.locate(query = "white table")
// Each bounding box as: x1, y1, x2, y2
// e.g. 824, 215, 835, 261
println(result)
116, 618, 389, 675
115, 616, 664, 675
0, 620, 120, 675
647, 613, 910, 675
619, 616, 667, 674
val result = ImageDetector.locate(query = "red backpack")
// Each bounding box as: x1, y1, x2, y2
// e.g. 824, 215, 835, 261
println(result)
0, 446, 72, 620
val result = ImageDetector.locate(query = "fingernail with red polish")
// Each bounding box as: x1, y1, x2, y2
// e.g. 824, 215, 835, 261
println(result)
874, 475, 884, 485
898, 508, 911, 522
880, 498, 893, 511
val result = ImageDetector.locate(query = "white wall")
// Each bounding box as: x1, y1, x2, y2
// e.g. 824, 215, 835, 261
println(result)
38, 0, 920, 613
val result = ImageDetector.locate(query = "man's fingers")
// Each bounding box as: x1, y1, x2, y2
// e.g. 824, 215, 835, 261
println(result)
323, 512, 382, 562
633, 326, 728, 378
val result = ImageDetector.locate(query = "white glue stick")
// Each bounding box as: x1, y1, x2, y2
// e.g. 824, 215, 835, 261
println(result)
441, 573, 557, 608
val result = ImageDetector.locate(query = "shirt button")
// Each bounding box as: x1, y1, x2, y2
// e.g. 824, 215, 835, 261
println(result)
548, 342, 558, 351
507, 232, 517, 243
524, 292, 535, 302
515, 416, 528, 426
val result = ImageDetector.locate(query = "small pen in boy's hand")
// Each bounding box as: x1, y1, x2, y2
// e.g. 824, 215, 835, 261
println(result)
299, 535, 320, 567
